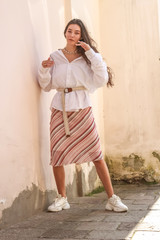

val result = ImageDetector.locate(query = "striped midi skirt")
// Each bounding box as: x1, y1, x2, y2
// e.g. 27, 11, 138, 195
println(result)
50, 107, 103, 167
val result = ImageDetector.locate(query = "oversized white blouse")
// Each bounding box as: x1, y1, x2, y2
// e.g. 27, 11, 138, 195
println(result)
38, 48, 108, 111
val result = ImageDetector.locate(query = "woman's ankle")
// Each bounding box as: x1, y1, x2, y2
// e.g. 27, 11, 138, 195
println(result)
59, 192, 66, 198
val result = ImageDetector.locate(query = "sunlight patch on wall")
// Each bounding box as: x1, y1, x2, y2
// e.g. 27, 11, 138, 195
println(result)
27, 0, 52, 60
158, 0, 160, 42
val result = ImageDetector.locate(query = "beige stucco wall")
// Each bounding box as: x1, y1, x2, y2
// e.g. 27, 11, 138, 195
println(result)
0, 0, 103, 227
0, 0, 44, 222
100, 0, 160, 182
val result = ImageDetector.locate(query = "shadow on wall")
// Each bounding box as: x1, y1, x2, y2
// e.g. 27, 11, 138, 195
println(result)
0, 164, 98, 229
0, 184, 55, 229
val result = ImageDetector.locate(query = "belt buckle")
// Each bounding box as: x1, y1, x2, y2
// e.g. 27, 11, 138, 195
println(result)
64, 88, 72, 93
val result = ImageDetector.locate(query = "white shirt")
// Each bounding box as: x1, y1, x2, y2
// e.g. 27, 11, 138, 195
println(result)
38, 48, 108, 111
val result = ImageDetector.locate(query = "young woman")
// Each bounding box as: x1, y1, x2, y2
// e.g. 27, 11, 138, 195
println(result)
38, 19, 128, 212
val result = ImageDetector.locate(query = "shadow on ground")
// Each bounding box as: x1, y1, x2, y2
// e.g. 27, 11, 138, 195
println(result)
0, 183, 160, 240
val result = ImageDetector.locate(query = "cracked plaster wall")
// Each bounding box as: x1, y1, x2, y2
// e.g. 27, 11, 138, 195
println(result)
100, 0, 160, 182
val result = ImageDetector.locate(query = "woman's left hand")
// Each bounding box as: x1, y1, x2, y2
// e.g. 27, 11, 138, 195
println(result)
76, 41, 90, 51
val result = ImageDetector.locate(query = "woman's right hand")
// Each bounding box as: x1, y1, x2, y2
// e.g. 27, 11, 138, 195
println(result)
42, 57, 54, 68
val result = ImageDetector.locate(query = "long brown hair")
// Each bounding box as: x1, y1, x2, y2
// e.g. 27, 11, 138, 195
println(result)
64, 19, 114, 87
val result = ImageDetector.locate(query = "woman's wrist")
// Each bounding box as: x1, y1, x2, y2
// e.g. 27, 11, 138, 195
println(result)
76, 41, 90, 51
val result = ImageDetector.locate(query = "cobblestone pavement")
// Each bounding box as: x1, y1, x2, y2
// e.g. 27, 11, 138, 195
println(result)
0, 183, 160, 240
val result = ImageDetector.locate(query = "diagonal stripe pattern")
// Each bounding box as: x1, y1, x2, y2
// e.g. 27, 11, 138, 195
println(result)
50, 107, 103, 166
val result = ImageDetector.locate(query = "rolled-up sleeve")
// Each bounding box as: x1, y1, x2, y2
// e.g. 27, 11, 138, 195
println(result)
38, 65, 53, 92
85, 48, 108, 91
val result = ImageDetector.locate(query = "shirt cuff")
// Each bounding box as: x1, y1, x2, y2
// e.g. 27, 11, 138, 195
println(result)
39, 65, 51, 73
85, 48, 96, 59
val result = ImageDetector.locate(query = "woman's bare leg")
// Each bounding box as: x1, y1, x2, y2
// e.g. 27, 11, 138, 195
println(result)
53, 166, 66, 197
93, 159, 114, 198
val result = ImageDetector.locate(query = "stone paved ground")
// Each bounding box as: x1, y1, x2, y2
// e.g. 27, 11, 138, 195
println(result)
0, 183, 160, 240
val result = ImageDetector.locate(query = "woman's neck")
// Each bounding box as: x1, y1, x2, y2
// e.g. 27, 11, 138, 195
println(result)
65, 45, 77, 52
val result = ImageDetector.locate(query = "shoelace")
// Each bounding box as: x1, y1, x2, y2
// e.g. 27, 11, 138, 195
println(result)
54, 195, 62, 203
111, 195, 121, 204
55, 194, 66, 203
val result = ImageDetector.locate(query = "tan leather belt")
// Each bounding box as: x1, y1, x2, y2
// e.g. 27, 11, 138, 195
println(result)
57, 86, 86, 137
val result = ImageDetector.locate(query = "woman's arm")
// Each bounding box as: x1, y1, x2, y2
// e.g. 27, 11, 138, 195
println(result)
76, 41, 108, 90
85, 48, 108, 88
38, 57, 54, 92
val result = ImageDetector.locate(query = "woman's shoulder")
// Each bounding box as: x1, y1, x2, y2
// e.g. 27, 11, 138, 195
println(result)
50, 49, 61, 59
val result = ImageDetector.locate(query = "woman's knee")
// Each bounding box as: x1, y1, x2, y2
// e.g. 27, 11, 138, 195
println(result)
53, 165, 64, 172
93, 159, 104, 166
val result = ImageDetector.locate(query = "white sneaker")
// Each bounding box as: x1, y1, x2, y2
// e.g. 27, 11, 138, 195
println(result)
48, 194, 70, 212
105, 194, 128, 212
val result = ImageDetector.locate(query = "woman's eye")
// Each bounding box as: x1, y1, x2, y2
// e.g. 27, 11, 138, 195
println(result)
67, 30, 80, 35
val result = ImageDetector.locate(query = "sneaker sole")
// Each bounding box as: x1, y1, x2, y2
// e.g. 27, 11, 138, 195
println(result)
48, 207, 62, 212
62, 204, 70, 210
48, 203, 70, 212
105, 206, 128, 212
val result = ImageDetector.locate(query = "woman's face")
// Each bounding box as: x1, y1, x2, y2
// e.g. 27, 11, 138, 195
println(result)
65, 24, 81, 46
